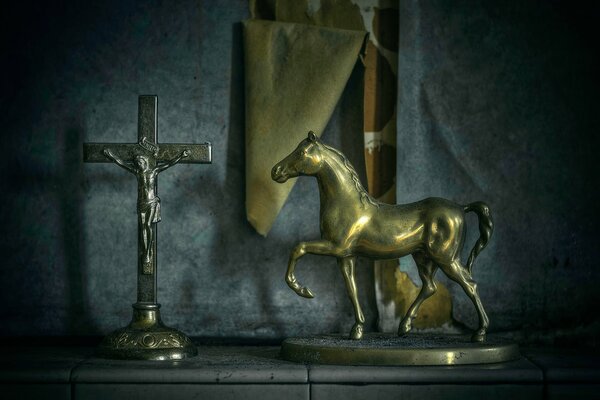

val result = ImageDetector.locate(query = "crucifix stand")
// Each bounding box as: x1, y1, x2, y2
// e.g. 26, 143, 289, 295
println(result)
83, 95, 211, 360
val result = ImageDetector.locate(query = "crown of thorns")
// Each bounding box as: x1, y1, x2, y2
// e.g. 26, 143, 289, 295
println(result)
139, 137, 159, 156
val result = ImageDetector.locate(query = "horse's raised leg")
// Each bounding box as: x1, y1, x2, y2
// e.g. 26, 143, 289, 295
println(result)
338, 257, 364, 340
439, 259, 489, 342
398, 253, 438, 336
286, 240, 336, 298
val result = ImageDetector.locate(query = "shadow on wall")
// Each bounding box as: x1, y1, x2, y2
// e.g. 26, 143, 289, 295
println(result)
0, 118, 98, 335
60, 122, 98, 335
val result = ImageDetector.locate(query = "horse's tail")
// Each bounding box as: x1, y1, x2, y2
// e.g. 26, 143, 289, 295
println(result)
463, 201, 494, 274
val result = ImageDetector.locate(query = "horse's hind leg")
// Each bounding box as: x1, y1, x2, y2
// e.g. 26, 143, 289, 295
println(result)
338, 257, 365, 340
438, 259, 489, 342
398, 252, 438, 336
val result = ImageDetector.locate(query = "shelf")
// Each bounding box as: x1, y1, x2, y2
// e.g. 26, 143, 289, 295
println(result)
1, 344, 598, 399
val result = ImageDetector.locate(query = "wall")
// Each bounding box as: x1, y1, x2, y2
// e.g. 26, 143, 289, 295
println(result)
396, 0, 600, 344
1, 0, 598, 344
0, 0, 374, 339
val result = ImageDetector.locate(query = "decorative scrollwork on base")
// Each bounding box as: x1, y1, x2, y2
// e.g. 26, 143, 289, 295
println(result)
104, 330, 193, 349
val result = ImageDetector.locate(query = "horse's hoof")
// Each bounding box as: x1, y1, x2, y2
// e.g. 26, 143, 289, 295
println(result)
350, 324, 363, 340
298, 287, 314, 299
471, 331, 486, 342
398, 320, 411, 336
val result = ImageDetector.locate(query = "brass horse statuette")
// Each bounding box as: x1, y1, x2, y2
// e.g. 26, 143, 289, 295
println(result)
272, 132, 493, 342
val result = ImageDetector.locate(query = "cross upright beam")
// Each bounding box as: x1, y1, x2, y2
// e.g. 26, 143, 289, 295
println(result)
83, 95, 211, 304
83, 95, 209, 360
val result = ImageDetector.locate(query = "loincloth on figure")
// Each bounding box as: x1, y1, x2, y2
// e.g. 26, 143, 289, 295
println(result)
138, 196, 162, 223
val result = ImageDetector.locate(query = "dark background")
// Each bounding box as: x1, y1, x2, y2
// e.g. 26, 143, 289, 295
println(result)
395, 0, 600, 345
0, 0, 598, 345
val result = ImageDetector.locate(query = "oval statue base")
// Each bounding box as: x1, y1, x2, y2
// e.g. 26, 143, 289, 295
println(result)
281, 333, 519, 366
97, 303, 198, 361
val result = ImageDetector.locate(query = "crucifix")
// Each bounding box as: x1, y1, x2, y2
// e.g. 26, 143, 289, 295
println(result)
83, 95, 211, 360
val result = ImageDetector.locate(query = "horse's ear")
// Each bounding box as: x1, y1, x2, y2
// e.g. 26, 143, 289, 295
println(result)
308, 131, 317, 142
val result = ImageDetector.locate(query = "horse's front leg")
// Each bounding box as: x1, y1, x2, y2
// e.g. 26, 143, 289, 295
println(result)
338, 257, 365, 340
286, 240, 336, 298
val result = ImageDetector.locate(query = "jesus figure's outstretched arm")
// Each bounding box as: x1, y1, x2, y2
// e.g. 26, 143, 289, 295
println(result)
155, 149, 190, 173
103, 149, 136, 174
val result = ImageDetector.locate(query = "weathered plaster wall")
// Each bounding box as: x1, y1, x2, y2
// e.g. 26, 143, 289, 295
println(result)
1, 0, 598, 344
396, 1, 600, 344
0, 0, 374, 338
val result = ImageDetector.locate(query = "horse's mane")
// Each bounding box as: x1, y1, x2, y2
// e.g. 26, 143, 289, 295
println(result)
320, 142, 380, 208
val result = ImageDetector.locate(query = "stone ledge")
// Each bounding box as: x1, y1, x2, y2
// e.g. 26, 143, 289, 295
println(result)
308, 357, 542, 383
524, 347, 600, 383
72, 346, 307, 384
1, 344, 598, 400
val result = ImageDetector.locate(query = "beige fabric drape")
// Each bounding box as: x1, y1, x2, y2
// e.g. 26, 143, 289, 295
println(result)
243, 20, 366, 236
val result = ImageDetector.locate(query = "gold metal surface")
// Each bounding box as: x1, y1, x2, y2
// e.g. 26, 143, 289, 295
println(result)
272, 132, 494, 342
97, 303, 197, 360
281, 333, 519, 366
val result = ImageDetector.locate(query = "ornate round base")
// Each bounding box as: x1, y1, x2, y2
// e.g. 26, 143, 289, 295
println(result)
97, 303, 198, 360
281, 333, 519, 366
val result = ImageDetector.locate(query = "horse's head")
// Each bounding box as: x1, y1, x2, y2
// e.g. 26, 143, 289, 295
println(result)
272, 131, 324, 183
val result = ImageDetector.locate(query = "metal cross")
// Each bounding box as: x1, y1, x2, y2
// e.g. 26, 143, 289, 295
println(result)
83, 95, 211, 304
